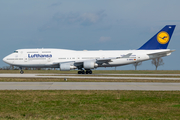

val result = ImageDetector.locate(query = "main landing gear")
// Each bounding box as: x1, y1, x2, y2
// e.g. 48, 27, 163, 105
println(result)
78, 70, 92, 74
19, 67, 24, 74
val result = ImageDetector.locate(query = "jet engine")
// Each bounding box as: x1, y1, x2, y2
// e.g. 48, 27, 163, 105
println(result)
59, 64, 76, 71
83, 61, 98, 69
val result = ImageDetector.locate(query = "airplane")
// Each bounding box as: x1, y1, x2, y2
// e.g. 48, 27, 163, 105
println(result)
3, 25, 176, 74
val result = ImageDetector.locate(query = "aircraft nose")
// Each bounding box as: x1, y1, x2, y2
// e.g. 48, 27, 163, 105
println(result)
3, 56, 7, 63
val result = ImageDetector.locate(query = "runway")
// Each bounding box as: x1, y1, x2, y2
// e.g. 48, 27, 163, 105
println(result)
1, 73, 180, 80
0, 82, 180, 90
0, 73, 180, 90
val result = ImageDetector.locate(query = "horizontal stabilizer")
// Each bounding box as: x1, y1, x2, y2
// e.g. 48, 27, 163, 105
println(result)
147, 50, 175, 58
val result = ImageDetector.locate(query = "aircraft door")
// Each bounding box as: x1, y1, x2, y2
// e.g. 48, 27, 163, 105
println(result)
23, 51, 28, 62
24, 57, 28, 62
47, 57, 51, 62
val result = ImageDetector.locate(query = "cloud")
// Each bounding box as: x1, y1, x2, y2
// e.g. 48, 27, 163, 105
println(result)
64, 12, 80, 24
99, 36, 111, 42
50, 2, 61, 7
55, 10, 106, 25
39, 11, 107, 31
161, 20, 180, 22
80, 11, 106, 26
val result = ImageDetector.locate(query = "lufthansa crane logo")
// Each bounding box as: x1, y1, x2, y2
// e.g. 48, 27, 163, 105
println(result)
157, 31, 170, 44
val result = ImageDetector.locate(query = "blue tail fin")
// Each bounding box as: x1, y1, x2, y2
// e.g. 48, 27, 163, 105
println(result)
138, 25, 176, 50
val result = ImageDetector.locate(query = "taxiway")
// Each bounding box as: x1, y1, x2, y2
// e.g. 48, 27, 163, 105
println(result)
0, 82, 180, 90
0, 73, 180, 90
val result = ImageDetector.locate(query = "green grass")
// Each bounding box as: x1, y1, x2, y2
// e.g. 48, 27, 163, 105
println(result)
42, 74, 180, 78
1, 77, 180, 83
1, 70, 180, 74
0, 91, 180, 120
0, 70, 180, 119
172, 104, 180, 108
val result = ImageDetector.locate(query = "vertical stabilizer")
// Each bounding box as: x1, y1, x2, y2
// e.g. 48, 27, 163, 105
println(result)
138, 25, 175, 50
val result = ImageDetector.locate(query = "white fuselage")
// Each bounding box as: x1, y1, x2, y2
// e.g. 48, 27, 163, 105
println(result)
3, 48, 172, 68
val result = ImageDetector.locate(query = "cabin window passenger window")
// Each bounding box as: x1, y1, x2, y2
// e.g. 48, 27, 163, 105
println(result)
7, 58, 14, 60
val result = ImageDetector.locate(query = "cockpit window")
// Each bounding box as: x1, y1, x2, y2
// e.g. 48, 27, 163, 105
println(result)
14, 51, 18, 53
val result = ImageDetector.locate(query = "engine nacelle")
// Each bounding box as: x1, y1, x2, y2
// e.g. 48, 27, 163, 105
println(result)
83, 61, 98, 69
59, 64, 76, 71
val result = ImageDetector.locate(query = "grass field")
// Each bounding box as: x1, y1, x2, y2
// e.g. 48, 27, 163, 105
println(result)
1, 70, 180, 82
0, 70, 180, 120
1, 77, 180, 83
0, 70, 180, 82
0, 90, 180, 120
1, 70, 180, 74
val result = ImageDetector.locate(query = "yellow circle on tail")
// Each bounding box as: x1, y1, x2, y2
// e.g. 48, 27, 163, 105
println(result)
157, 31, 169, 44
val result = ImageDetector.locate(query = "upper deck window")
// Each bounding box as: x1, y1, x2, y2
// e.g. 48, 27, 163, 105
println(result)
27, 51, 38, 53
42, 51, 51, 53
14, 51, 18, 53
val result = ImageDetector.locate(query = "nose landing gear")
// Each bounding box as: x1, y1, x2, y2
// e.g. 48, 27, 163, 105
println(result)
20, 70, 24, 74
19, 67, 24, 74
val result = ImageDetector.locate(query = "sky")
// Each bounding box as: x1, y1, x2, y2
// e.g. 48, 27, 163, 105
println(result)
0, 0, 180, 70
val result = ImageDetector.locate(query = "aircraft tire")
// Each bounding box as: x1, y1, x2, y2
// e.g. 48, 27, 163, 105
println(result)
78, 71, 82, 74
20, 70, 24, 74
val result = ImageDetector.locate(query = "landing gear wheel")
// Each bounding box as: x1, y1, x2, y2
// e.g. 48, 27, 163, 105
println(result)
78, 70, 85, 74
20, 70, 24, 74
85, 70, 92, 74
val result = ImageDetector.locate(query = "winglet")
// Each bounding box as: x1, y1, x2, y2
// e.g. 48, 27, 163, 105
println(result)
138, 25, 176, 50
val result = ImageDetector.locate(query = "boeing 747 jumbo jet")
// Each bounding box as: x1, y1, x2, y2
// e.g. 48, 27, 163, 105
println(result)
3, 25, 176, 74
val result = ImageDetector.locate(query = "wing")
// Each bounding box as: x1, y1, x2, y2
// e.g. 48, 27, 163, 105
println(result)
53, 53, 133, 69
73, 53, 133, 67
